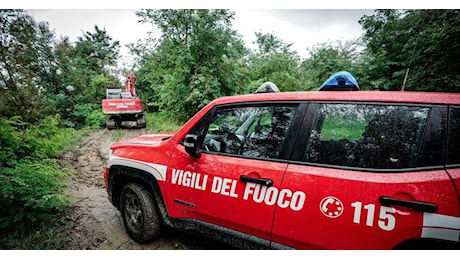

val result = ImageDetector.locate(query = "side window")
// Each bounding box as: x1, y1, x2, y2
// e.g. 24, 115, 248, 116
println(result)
202, 105, 297, 159
304, 104, 429, 169
448, 107, 460, 164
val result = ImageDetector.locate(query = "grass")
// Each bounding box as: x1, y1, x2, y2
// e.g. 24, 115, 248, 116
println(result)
109, 112, 183, 141
111, 129, 126, 141
145, 111, 184, 133
0, 216, 73, 249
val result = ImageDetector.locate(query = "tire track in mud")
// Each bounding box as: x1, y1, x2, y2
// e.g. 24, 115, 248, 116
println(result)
59, 128, 230, 250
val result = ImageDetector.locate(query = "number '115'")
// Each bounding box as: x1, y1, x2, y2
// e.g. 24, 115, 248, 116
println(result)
351, 202, 396, 231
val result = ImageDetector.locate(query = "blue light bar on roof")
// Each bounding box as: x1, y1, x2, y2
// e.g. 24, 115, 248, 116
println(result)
319, 71, 360, 91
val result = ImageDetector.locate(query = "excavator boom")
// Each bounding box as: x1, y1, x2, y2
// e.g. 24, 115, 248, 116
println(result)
125, 71, 136, 97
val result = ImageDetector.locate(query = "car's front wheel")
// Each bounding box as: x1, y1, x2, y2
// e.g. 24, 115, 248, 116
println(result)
120, 183, 162, 243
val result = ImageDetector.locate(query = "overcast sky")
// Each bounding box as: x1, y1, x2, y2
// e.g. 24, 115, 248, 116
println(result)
18, 0, 457, 67
26, 9, 373, 61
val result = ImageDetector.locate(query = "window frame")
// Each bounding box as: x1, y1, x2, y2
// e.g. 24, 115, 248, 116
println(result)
182, 101, 306, 163
446, 105, 460, 168
416, 106, 447, 167
289, 101, 447, 173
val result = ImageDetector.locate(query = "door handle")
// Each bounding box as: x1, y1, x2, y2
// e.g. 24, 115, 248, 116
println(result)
379, 196, 437, 213
240, 175, 273, 186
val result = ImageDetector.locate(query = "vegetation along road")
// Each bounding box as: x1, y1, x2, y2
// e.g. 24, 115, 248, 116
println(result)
59, 128, 231, 249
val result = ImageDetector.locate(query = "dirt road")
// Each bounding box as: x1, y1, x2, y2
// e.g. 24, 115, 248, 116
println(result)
59, 129, 231, 250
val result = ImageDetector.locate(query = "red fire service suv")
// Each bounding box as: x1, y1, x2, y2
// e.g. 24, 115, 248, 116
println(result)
103, 76, 460, 249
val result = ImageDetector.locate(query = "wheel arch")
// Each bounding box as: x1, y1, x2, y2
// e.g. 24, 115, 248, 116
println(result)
108, 165, 174, 228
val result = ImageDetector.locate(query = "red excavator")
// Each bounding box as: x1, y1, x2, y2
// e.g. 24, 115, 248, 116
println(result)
102, 72, 146, 129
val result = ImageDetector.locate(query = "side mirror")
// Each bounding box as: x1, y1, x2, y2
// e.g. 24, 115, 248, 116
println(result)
184, 134, 201, 158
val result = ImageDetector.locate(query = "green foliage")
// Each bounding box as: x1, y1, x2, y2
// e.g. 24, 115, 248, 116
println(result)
0, 117, 27, 168
72, 103, 100, 127
301, 42, 363, 90
359, 9, 460, 91
248, 32, 303, 92
0, 10, 55, 122
74, 26, 120, 74
85, 109, 107, 128
254, 32, 295, 56
0, 10, 121, 127
0, 159, 73, 230
0, 115, 86, 234
145, 111, 184, 133
0, 220, 72, 249
135, 9, 249, 120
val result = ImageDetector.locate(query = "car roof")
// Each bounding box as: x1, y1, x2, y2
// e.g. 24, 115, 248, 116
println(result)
211, 91, 460, 106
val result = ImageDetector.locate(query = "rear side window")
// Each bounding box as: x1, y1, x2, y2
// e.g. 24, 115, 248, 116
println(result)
303, 104, 429, 169
202, 105, 297, 159
448, 107, 460, 165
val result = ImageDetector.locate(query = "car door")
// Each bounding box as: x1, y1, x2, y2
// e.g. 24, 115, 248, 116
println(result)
271, 102, 460, 249
166, 103, 301, 245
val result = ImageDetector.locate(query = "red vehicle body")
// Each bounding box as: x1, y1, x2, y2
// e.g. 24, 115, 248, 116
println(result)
102, 72, 145, 129
104, 91, 460, 249
102, 99, 143, 114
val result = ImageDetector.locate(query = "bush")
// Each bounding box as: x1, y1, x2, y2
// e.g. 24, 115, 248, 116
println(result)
0, 115, 85, 234
0, 159, 73, 230
85, 109, 107, 128
0, 117, 25, 168
72, 103, 100, 128
145, 111, 184, 133
25, 115, 62, 158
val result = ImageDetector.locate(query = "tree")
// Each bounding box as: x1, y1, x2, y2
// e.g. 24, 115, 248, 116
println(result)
71, 26, 120, 101
48, 26, 120, 126
0, 10, 121, 127
0, 10, 56, 121
135, 9, 249, 119
360, 9, 460, 92
248, 32, 303, 92
300, 41, 362, 90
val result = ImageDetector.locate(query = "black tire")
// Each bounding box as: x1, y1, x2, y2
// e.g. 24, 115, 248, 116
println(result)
106, 116, 117, 130
120, 183, 162, 243
136, 114, 146, 128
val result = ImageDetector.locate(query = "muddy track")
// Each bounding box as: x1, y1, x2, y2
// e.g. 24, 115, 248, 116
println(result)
59, 129, 231, 250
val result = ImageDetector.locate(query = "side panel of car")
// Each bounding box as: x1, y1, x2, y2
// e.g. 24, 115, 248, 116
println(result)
273, 166, 458, 249
271, 102, 460, 249
166, 147, 287, 243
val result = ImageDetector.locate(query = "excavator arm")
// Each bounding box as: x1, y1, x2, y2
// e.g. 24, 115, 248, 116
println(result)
125, 71, 136, 97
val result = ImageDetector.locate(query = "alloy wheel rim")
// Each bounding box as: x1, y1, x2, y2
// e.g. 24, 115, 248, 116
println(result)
124, 191, 143, 232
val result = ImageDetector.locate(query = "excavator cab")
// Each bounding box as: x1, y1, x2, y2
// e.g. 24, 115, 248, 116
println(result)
106, 89, 122, 99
